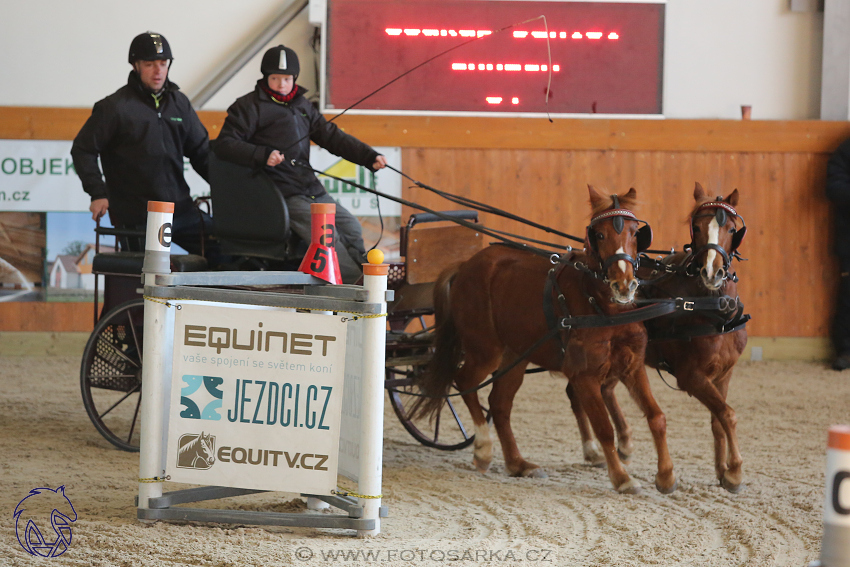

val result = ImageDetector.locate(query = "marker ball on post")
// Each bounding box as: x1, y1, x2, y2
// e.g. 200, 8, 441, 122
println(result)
810, 425, 850, 567
299, 203, 342, 284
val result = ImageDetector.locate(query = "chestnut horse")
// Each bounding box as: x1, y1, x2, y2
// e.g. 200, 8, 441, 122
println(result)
414, 187, 677, 494
569, 183, 748, 492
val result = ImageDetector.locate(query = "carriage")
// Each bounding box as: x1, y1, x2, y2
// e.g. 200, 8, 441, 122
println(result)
79, 156, 489, 453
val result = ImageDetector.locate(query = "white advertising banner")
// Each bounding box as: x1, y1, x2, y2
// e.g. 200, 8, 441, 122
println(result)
338, 318, 364, 482
310, 146, 401, 217
166, 301, 348, 495
0, 139, 400, 217
0, 140, 90, 212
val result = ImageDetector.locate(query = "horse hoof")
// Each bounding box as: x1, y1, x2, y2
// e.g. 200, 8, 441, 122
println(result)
583, 441, 606, 467
616, 479, 642, 494
473, 458, 491, 474
617, 448, 632, 465
720, 475, 744, 493
656, 479, 678, 494
522, 467, 548, 479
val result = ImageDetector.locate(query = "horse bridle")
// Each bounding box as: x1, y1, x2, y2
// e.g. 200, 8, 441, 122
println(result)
686, 199, 747, 276
585, 197, 653, 279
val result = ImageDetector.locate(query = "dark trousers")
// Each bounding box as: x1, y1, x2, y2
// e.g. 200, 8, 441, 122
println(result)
285, 193, 366, 284
832, 256, 850, 355
117, 208, 216, 258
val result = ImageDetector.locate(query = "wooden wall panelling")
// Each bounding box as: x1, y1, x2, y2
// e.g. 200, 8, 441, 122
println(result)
1, 106, 848, 338
0, 302, 96, 332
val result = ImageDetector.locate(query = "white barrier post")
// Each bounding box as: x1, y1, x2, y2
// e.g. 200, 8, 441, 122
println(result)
810, 425, 850, 567
357, 254, 389, 537
138, 201, 174, 513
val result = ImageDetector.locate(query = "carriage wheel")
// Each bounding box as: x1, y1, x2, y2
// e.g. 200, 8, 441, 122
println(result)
387, 363, 491, 451
80, 298, 145, 452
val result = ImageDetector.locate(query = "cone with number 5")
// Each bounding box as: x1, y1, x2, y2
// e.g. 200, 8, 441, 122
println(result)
299, 203, 342, 284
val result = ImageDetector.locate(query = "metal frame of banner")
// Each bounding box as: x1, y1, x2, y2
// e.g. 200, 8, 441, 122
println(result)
135, 203, 390, 536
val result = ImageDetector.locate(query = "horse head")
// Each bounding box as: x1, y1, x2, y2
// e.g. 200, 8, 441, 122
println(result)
197, 432, 215, 467
689, 182, 746, 290
586, 186, 652, 304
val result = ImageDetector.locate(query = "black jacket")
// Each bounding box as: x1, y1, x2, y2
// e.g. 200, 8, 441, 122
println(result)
827, 136, 850, 257
71, 72, 210, 226
212, 82, 379, 198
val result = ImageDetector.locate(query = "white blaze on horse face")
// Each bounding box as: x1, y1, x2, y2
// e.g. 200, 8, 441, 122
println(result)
705, 218, 720, 280
616, 246, 627, 275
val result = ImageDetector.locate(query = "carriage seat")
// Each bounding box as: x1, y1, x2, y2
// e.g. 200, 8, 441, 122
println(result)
209, 153, 301, 265
91, 252, 208, 276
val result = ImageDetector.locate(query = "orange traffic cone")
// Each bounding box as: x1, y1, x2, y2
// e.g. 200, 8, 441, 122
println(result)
299, 202, 342, 284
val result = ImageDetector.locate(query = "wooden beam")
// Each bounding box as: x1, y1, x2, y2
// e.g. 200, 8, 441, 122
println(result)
2, 106, 850, 153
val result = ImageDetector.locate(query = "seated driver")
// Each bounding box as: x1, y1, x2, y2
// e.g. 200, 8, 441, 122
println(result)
212, 45, 386, 283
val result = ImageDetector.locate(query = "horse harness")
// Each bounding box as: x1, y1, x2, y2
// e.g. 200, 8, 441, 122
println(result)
541, 200, 750, 361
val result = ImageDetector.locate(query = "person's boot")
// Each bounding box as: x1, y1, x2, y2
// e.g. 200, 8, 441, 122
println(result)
832, 352, 850, 371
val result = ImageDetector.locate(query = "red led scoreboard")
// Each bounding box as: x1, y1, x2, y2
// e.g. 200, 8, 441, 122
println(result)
323, 0, 665, 116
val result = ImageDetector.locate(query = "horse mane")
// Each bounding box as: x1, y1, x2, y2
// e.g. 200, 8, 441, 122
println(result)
589, 189, 638, 218
178, 435, 200, 456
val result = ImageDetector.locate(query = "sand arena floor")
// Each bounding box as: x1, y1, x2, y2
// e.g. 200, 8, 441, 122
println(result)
0, 356, 847, 566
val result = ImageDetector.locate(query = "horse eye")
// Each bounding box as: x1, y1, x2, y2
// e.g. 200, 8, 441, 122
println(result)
597, 233, 605, 240
730, 228, 737, 234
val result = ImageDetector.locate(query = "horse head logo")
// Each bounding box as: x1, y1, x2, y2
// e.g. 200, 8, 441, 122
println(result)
14, 486, 77, 557
177, 432, 216, 469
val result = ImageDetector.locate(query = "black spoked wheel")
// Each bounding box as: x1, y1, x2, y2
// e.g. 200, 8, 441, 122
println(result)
385, 317, 491, 451
80, 298, 144, 452
387, 364, 491, 451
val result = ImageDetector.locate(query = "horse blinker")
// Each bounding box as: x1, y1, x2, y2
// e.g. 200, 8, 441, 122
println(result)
636, 224, 653, 252
731, 226, 746, 251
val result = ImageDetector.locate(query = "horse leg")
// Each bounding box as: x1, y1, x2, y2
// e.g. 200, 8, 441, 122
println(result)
601, 382, 634, 464
716, 372, 744, 492
622, 366, 677, 494
571, 377, 639, 493
688, 369, 743, 492
566, 382, 605, 466
489, 361, 545, 478
454, 354, 502, 474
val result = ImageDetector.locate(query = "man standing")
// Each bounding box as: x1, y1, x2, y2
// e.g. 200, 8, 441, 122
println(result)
827, 136, 850, 370
212, 45, 386, 284
71, 32, 211, 254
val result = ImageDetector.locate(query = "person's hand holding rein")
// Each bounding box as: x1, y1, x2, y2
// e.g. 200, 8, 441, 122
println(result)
373, 155, 387, 170
267, 149, 285, 167
90, 198, 109, 221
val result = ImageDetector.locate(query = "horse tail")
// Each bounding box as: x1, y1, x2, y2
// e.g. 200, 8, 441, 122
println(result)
411, 263, 464, 421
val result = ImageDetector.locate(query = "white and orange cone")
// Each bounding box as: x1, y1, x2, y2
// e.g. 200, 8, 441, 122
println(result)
810, 425, 850, 567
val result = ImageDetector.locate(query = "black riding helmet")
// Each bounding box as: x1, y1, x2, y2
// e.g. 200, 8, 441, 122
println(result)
261, 45, 299, 79
128, 32, 173, 63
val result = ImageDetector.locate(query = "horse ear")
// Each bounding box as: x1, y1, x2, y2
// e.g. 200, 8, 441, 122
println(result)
694, 182, 707, 201
587, 184, 605, 209
624, 187, 637, 203
726, 188, 740, 207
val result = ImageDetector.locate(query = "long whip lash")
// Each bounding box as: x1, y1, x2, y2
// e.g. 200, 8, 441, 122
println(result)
281, 15, 551, 154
